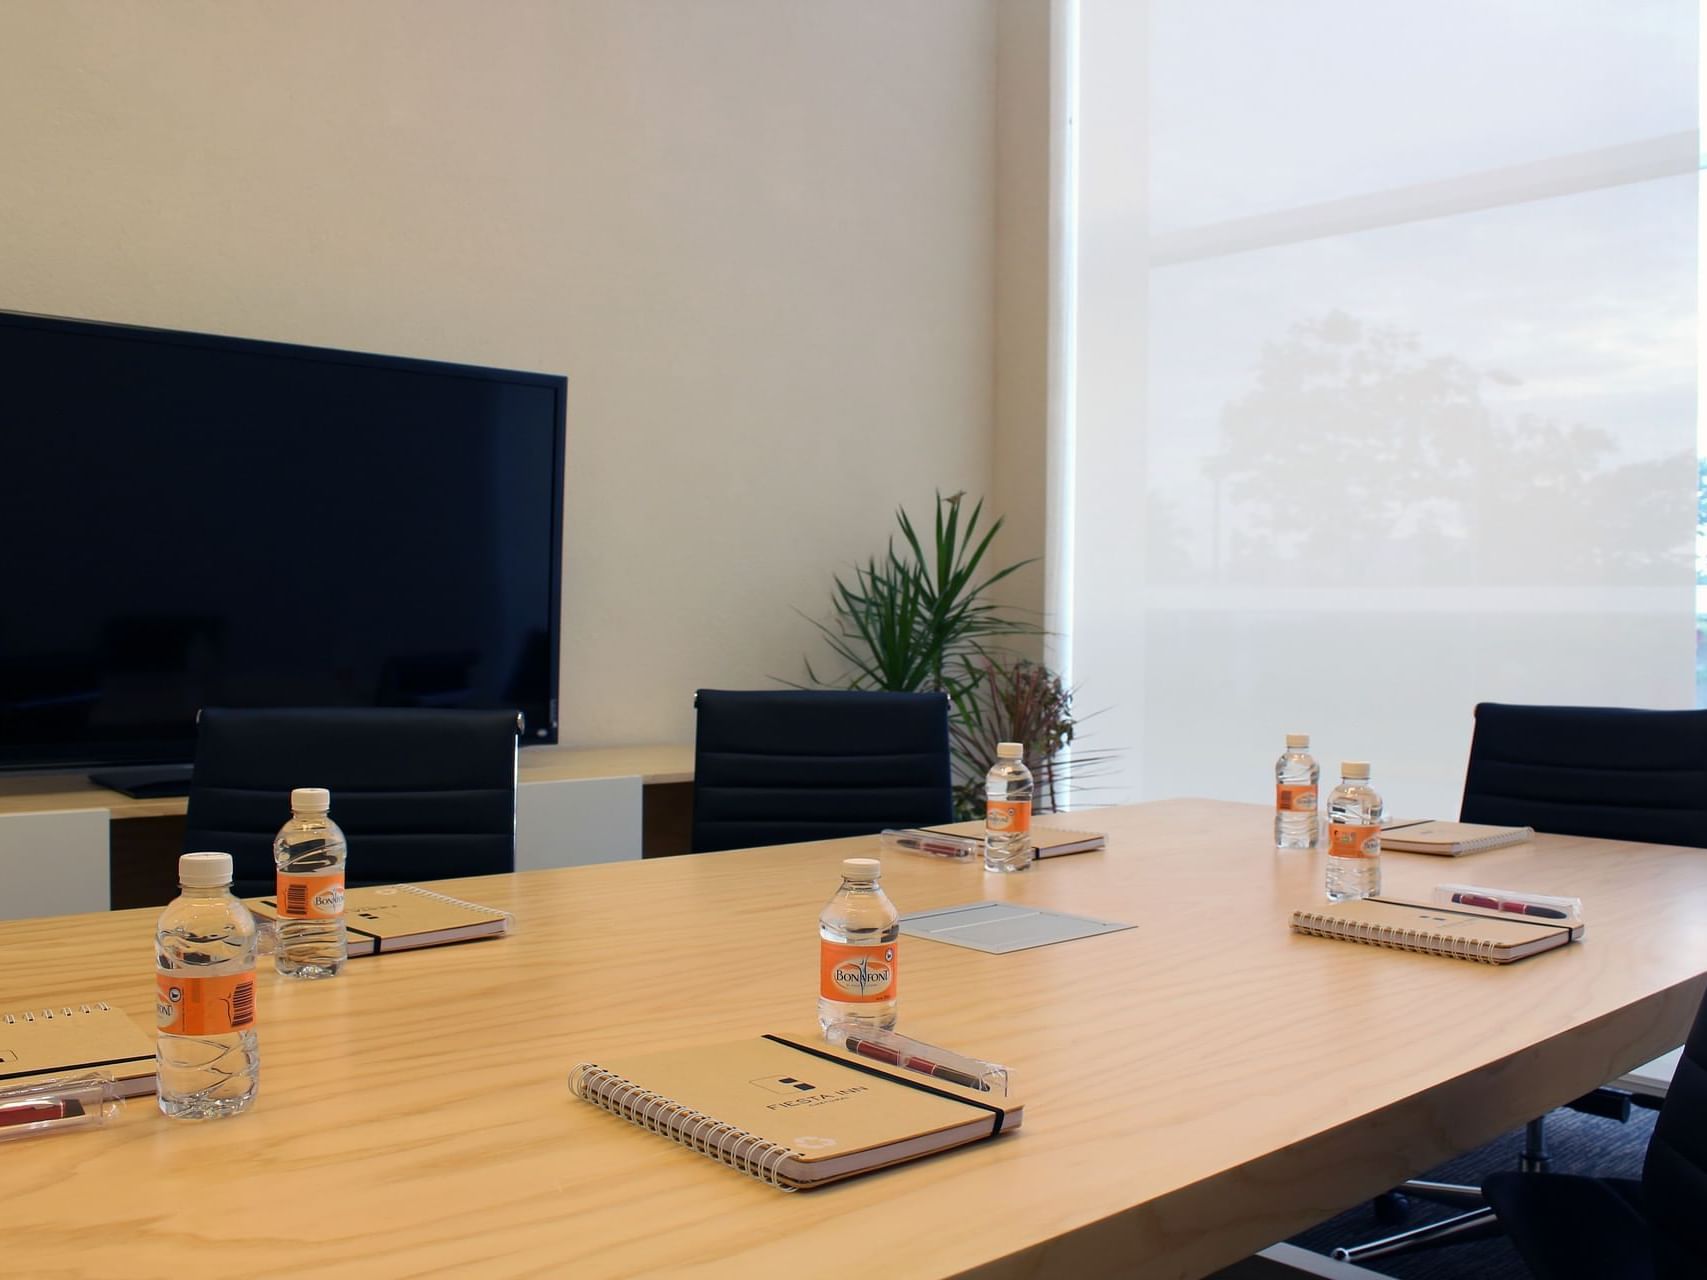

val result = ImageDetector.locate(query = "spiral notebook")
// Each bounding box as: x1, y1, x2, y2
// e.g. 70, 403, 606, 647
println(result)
246, 883, 511, 956
0, 1001, 157, 1097
1291, 897, 1583, 964
909, 820, 1107, 858
1378, 820, 1534, 856
568, 1034, 1023, 1190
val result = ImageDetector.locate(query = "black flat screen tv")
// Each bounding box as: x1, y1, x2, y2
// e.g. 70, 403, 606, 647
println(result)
0, 311, 564, 774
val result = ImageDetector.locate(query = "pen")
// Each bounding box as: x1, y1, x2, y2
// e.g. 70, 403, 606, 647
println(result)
0, 1100, 70, 1128
880, 830, 980, 859
0, 1098, 87, 1131
844, 1035, 991, 1092
1450, 892, 1567, 920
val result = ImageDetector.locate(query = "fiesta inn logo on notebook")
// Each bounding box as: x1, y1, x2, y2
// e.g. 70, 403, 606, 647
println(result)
749, 1074, 870, 1111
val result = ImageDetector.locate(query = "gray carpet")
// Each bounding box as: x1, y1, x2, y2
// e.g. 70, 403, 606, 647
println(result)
1284, 1106, 1658, 1279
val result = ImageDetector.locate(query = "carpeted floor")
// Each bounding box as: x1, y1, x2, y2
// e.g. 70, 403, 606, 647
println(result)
1284, 1105, 1658, 1279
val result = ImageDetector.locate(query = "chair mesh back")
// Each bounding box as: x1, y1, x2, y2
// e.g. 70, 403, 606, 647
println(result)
183, 708, 519, 897
1643, 988, 1707, 1267
1459, 703, 1707, 848
691, 689, 953, 853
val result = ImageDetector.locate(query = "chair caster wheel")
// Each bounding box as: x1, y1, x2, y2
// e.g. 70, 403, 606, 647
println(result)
1373, 1191, 1411, 1226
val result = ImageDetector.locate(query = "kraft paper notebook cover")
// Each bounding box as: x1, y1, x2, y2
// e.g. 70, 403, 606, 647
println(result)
246, 883, 511, 956
0, 1001, 156, 1097
916, 819, 1107, 858
568, 1035, 1023, 1190
1291, 897, 1583, 964
1378, 820, 1534, 856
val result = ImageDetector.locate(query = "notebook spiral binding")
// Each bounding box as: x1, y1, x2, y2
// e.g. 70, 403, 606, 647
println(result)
393, 883, 511, 922
1291, 912, 1503, 963
568, 1063, 799, 1191
1, 1002, 114, 1024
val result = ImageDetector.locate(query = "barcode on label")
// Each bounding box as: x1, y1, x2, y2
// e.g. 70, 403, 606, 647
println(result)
231, 979, 256, 1027
285, 883, 307, 915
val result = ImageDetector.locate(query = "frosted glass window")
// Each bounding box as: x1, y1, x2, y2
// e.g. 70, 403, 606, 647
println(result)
1068, 0, 1698, 817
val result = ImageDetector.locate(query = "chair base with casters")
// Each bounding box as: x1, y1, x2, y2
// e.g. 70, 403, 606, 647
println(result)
1477, 988, 1707, 1280
1332, 1094, 1637, 1263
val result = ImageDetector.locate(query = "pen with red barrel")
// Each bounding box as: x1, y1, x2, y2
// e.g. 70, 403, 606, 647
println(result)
0, 1100, 70, 1128
0, 1097, 91, 1138
843, 1035, 991, 1092
0, 1075, 119, 1141
1450, 892, 1567, 920
880, 829, 980, 860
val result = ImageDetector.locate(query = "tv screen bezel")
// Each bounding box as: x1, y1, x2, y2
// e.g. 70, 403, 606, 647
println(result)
0, 309, 566, 772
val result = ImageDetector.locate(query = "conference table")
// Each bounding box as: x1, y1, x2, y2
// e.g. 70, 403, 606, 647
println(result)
2, 799, 1704, 1278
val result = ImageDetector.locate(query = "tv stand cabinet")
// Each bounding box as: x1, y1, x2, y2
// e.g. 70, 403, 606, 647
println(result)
0, 744, 694, 911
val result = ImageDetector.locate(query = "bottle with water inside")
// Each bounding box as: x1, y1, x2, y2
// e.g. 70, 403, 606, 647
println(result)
273, 787, 347, 979
1274, 733, 1320, 849
818, 857, 899, 1036
1325, 761, 1383, 901
984, 741, 1034, 873
156, 851, 259, 1119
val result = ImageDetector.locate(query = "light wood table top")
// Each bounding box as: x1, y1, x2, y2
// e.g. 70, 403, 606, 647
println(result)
1, 799, 1703, 1279
0, 742, 695, 820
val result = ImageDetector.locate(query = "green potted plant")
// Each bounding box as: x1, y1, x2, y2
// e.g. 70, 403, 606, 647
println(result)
799, 493, 1101, 818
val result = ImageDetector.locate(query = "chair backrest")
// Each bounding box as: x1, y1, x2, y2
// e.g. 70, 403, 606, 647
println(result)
1643, 984, 1707, 1268
1459, 703, 1707, 848
691, 689, 953, 853
183, 707, 520, 897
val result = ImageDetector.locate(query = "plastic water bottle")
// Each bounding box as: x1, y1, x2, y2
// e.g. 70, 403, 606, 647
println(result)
273, 787, 347, 979
984, 741, 1034, 872
156, 851, 259, 1119
1326, 761, 1383, 901
818, 857, 899, 1036
1274, 733, 1320, 849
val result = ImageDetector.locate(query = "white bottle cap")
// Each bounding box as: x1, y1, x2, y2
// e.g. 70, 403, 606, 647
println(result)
997, 742, 1024, 759
179, 851, 234, 888
291, 787, 331, 813
841, 857, 881, 882
1286, 733, 1309, 748
1341, 761, 1370, 780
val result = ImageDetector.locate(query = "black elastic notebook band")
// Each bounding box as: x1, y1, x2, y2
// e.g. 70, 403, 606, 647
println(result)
0, 1053, 151, 1083
763, 1034, 1011, 1136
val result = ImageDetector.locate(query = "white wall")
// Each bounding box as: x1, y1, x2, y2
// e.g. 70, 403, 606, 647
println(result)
0, 0, 1006, 746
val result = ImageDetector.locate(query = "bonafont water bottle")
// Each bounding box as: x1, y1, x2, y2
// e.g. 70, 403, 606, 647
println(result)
273, 787, 347, 979
1274, 733, 1320, 849
984, 742, 1035, 872
818, 857, 900, 1036
156, 851, 259, 1119
1325, 761, 1383, 901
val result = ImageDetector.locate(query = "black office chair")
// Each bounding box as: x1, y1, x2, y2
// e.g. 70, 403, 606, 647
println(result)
1459, 702, 1707, 846
1334, 701, 1707, 1265
1482, 982, 1707, 1280
690, 689, 953, 853
183, 707, 521, 897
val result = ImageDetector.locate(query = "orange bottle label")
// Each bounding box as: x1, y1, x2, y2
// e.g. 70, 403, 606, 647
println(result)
1327, 823, 1381, 858
156, 971, 257, 1035
820, 942, 898, 1003
986, 799, 1031, 835
1276, 785, 1317, 812
277, 870, 345, 919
